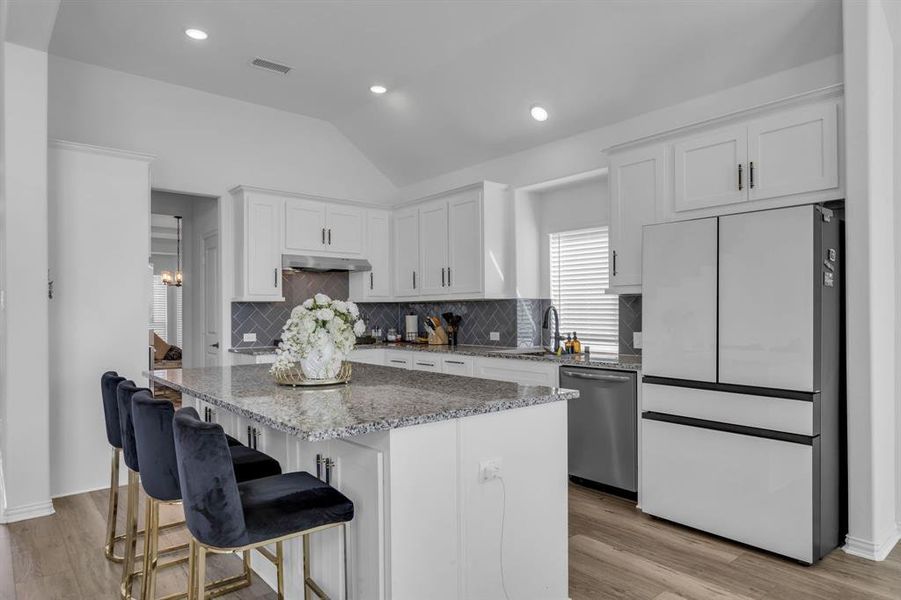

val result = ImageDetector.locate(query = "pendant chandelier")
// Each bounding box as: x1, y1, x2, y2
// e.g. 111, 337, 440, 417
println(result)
161, 215, 184, 287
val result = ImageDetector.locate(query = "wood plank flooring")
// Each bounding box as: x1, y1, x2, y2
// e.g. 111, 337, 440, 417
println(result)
2, 482, 900, 599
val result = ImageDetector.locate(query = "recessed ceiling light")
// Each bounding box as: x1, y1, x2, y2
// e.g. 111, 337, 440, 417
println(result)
370, 85, 387, 95
185, 28, 208, 41
530, 105, 549, 122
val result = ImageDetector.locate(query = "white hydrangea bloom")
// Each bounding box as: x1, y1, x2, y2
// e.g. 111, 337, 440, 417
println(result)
314, 293, 331, 305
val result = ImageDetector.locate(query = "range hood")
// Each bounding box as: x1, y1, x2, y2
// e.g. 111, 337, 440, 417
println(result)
282, 254, 372, 273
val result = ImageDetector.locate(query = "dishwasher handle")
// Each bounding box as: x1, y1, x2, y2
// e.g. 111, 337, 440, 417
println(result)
561, 371, 631, 383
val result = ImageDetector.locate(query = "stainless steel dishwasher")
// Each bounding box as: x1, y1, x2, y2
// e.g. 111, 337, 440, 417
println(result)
560, 366, 637, 495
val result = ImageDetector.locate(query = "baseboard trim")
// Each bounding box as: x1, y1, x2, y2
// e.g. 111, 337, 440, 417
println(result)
0, 500, 55, 524
843, 527, 901, 561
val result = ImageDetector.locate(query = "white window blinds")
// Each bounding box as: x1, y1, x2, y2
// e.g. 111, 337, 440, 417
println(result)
549, 226, 619, 354
151, 275, 168, 341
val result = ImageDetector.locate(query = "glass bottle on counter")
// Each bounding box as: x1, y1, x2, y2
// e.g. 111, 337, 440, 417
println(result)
564, 333, 573, 354
572, 332, 581, 354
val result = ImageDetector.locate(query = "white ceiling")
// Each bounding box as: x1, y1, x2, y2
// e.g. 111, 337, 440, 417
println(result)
48, 0, 842, 186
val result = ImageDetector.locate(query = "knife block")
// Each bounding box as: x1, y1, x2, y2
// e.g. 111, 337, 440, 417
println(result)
428, 326, 449, 345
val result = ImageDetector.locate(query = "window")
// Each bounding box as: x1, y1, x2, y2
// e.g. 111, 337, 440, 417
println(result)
150, 275, 168, 341
549, 226, 618, 354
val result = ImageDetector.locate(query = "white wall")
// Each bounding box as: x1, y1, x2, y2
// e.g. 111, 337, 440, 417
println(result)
0, 42, 52, 521
841, 0, 899, 561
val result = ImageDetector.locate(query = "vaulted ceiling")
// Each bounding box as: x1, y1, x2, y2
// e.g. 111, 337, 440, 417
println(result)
47, 0, 842, 186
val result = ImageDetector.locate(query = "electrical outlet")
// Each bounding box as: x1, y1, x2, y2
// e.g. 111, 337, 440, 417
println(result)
490, 331, 500, 341
243, 332, 257, 343
633, 332, 642, 349
479, 458, 503, 483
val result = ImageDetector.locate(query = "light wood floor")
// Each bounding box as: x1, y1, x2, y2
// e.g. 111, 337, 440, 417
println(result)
2, 483, 900, 599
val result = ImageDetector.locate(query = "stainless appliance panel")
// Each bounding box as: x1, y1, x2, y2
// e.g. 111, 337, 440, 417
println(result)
561, 367, 637, 492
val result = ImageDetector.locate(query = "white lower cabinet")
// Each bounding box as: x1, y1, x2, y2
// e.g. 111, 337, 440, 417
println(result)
411, 355, 441, 372
641, 417, 814, 563
473, 356, 559, 387
230, 352, 277, 365
441, 355, 473, 376
349, 348, 385, 366
384, 350, 413, 369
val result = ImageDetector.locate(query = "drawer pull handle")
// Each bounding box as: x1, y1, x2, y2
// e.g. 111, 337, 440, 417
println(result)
445, 360, 465, 365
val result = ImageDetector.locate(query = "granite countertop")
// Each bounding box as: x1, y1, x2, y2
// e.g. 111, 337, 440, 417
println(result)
148, 363, 578, 442
355, 343, 642, 371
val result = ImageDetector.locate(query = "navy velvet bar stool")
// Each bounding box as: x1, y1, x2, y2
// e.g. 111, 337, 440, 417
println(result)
131, 392, 281, 600
100, 371, 127, 563
173, 408, 354, 600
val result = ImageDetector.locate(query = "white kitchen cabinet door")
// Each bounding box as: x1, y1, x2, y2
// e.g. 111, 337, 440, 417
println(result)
326, 204, 364, 255
441, 356, 474, 377
284, 197, 327, 253
473, 357, 558, 387
393, 208, 420, 297
419, 200, 449, 295
349, 348, 385, 366
447, 191, 482, 295
365, 211, 391, 298
747, 102, 839, 202
642, 218, 718, 381
384, 350, 413, 369
609, 144, 665, 290
246, 195, 283, 297
673, 125, 748, 212
411, 355, 442, 373
641, 418, 813, 563
719, 206, 814, 391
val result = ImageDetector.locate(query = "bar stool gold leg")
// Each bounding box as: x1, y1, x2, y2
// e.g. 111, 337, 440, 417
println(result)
187, 539, 197, 600
303, 534, 312, 600
104, 447, 122, 562
276, 541, 285, 600
194, 545, 207, 600
120, 469, 140, 600
141, 497, 160, 600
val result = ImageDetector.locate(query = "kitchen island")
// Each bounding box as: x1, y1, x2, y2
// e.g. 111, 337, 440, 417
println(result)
149, 362, 577, 600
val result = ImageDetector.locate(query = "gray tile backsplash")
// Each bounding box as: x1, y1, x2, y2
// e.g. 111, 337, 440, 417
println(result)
618, 294, 642, 355
231, 272, 641, 353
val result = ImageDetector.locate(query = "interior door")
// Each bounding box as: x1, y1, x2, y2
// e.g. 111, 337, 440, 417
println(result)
365, 211, 391, 298
393, 207, 420, 297
418, 200, 449, 295
673, 125, 748, 212
718, 206, 815, 391
284, 197, 326, 252
642, 218, 718, 381
326, 204, 363, 254
446, 191, 482, 294
609, 144, 665, 288
203, 233, 221, 367
747, 102, 839, 201
247, 195, 282, 297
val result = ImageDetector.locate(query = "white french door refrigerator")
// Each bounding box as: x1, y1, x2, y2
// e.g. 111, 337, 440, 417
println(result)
640, 204, 843, 564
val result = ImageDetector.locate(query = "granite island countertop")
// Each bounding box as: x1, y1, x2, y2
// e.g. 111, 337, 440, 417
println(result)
148, 363, 578, 442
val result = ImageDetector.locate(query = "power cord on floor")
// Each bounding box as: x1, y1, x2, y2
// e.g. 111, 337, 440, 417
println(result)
497, 476, 512, 600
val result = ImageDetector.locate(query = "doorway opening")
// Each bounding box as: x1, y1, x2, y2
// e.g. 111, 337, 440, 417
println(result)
149, 190, 220, 403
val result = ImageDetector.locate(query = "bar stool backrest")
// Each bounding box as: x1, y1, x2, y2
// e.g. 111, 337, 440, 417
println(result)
117, 380, 151, 472
101, 371, 126, 448
132, 391, 181, 502
173, 407, 248, 549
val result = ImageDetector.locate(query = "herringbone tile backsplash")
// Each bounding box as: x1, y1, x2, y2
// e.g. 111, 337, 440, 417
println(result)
231, 273, 643, 352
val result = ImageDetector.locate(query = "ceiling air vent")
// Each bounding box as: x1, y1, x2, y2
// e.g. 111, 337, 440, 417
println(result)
250, 57, 292, 75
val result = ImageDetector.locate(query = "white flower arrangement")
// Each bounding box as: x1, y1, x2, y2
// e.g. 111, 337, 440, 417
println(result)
271, 294, 366, 379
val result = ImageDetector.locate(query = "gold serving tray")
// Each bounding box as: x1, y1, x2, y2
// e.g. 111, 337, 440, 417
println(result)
273, 361, 352, 387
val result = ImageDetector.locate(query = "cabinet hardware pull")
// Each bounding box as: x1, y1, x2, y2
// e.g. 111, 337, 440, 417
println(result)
413, 271, 416, 289
446, 360, 465, 365
370, 272, 374, 290
274, 267, 278, 288
612, 250, 617, 277
441, 268, 445, 287
447, 267, 451, 286
737, 163, 743, 191
316, 454, 323, 480
390, 359, 406, 364
325, 458, 334, 485
749, 161, 755, 189
247, 425, 253, 447
328, 229, 332, 245
253, 428, 259, 449
322, 228, 326, 244
418, 362, 435, 367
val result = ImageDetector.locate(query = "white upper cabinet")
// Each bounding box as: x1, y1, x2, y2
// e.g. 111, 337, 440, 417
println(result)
747, 102, 839, 202
418, 200, 449, 295
349, 210, 391, 301
609, 144, 665, 291
391, 182, 512, 301
673, 125, 748, 212
284, 198, 327, 252
393, 207, 421, 297
284, 197, 363, 255
232, 189, 284, 301
326, 204, 364, 254
446, 191, 483, 295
